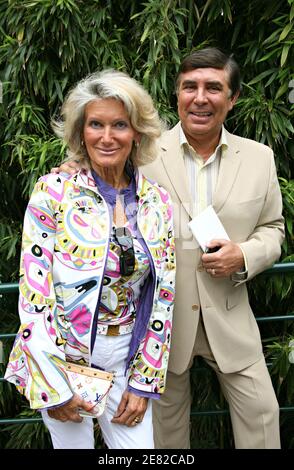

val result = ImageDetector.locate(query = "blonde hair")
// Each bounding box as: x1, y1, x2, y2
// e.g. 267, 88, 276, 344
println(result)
52, 69, 163, 167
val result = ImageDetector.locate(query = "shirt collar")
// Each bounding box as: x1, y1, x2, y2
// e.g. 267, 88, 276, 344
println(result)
179, 124, 228, 157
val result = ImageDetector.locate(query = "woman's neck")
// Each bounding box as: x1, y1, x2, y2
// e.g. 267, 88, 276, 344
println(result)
93, 166, 129, 189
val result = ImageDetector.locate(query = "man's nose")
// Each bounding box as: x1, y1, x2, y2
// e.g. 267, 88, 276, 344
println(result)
193, 88, 208, 104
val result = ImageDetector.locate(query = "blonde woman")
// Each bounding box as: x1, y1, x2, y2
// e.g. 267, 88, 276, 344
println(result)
5, 70, 176, 449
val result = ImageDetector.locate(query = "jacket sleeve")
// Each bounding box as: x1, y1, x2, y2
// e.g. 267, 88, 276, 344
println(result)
127, 195, 176, 396
238, 150, 285, 282
4, 178, 73, 409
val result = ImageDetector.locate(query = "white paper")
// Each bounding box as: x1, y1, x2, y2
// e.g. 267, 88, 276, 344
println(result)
188, 205, 230, 251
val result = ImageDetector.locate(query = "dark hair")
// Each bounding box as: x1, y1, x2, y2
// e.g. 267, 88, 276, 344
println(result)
176, 47, 241, 98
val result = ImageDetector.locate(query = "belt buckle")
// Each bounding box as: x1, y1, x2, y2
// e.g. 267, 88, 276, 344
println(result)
107, 325, 120, 336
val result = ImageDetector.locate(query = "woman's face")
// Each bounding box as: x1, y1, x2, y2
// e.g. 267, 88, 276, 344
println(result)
83, 98, 139, 174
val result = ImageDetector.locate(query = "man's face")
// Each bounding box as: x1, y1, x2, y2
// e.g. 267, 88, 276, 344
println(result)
177, 67, 238, 143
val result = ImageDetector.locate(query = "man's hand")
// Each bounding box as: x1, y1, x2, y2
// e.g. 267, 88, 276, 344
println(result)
47, 393, 95, 423
51, 160, 85, 175
201, 239, 245, 278
111, 390, 148, 427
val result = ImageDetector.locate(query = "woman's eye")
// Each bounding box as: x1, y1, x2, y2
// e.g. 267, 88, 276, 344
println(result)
89, 120, 102, 128
115, 121, 128, 129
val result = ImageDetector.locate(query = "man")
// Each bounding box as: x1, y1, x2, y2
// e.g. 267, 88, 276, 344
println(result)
54, 48, 284, 448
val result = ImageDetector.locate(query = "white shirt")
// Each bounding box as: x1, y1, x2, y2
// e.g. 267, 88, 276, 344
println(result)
180, 124, 228, 216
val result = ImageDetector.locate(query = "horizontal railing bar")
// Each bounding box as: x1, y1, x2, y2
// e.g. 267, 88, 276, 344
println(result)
0, 283, 19, 293
0, 262, 293, 295
262, 262, 294, 274
0, 417, 43, 424
191, 409, 229, 416
0, 361, 272, 381
0, 406, 293, 425
191, 405, 294, 417
255, 313, 294, 322
0, 314, 293, 342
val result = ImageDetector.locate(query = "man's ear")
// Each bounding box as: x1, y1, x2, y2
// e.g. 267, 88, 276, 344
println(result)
230, 91, 240, 108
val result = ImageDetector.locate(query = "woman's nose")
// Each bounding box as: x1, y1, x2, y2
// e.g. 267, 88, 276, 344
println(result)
101, 127, 113, 143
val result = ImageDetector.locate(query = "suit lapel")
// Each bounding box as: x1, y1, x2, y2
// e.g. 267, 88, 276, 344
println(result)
213, 131, 241, 213
160, 123, 194, 218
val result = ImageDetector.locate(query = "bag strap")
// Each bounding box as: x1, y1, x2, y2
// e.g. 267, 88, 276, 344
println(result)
65, 362, 113, 381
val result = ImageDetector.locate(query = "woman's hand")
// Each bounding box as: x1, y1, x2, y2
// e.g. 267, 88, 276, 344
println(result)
111, 390, 148, 427
51, 160, 84, 175
47, 393, 94, 423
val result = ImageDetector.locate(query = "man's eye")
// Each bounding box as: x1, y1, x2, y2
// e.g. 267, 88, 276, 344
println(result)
183, 85, 195, 91
208, 86, 221, 92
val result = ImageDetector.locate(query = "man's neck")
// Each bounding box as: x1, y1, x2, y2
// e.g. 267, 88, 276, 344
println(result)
184, 129, 222, 161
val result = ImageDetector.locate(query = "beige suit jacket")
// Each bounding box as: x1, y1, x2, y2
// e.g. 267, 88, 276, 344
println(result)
141, 122, 284, 374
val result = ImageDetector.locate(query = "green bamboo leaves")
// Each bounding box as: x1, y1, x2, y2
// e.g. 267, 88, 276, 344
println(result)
0, 0, 293, 449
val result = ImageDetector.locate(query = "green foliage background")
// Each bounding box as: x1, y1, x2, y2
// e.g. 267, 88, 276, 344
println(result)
0, 0, 293, 449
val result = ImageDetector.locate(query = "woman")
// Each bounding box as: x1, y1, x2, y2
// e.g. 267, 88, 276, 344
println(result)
5, 70, 176, 449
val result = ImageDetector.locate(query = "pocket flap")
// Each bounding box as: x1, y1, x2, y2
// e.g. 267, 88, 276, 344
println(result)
226, 288, 241, 310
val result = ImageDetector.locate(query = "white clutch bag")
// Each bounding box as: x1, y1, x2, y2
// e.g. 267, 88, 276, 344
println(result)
65, 362, 114, 418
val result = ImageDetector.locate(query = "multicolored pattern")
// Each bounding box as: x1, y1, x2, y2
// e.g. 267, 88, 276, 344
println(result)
5, 169, 176, 409
98, 226, 150, 324
128, 314, 173, 393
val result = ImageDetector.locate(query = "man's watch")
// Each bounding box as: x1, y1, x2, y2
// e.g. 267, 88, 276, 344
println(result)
230, 270, 248, 282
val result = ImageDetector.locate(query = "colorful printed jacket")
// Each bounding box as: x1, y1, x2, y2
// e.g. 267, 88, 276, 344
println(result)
4, 169, 176, 409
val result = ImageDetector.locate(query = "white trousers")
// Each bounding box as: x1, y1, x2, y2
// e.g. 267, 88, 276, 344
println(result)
42, 333, 154, 449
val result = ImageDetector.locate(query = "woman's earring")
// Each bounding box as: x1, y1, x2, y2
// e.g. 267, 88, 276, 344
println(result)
81, 140, 84, 146
134, 141, 139, 148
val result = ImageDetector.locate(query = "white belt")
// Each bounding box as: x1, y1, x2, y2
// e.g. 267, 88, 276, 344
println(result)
97, 322, 134, 336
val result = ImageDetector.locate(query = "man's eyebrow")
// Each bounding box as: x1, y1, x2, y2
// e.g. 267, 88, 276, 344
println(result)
206, 80, 224, 88
180, 80, 197, 87
180, 79, 224, 88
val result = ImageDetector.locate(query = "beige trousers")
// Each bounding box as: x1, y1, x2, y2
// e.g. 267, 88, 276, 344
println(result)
153, 318, 281, 449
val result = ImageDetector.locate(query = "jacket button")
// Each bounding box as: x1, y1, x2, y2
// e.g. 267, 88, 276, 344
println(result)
192, 304, 199, 311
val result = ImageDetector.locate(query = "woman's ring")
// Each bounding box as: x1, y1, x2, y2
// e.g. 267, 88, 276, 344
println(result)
134, 417, 140, 424
211, 268, 216, 276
